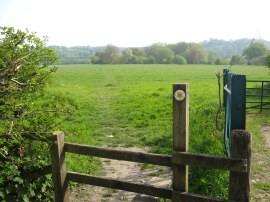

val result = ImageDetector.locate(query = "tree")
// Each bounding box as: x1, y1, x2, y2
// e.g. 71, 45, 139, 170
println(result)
245, 42, 268, 60
183, 43, 208, 64
207, 51, 219, 64
172, 55, 187, 64
147, 44, 174, 64
170, 42, 189, 55
143, 56, 156, 64
131, 48, 146, 57
0, 27, 75, 201
266, 54, 270, 68
230, 54, 248, 65
120, 48, 133, 64
90, 55, 100, 64
102, 45, 121, 64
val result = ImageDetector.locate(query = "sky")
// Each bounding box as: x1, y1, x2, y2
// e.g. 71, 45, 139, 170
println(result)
0, 0, 269, 47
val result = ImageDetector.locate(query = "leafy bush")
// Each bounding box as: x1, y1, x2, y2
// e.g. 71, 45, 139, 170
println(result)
0, 27, 75, 201
172, 54, 187, 64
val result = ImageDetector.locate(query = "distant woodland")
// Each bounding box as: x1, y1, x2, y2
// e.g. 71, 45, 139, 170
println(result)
49, 38, 270, 65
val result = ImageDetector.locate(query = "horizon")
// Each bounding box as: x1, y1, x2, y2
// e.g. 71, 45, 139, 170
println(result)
1, 0, 269, 47
47, 37, 268, 48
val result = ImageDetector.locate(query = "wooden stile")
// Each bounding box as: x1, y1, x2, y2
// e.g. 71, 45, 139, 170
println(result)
46, 83, 251, 202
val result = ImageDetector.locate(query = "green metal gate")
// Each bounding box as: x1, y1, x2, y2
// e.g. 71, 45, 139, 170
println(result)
246, 80, 270, 112
223, 69, 246, 156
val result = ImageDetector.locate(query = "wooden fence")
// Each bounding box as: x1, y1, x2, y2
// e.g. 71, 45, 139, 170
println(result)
27, 84, 251, 202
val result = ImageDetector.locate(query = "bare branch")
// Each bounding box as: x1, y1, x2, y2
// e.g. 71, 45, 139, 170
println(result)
0, 151, 13, 161
8, 121, 14, 135
215, 72, 223, 131
10, 78, 28, 86
228, 38, 255, 69
25, 107, 68, 115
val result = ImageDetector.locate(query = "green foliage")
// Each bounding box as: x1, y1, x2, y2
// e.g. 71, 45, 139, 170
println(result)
147, 44, 174, 64
0, 27, 75, 201
230, 42, 270, 66
102, 45, 121, 64
265, 54, 270, 68
49, 39, 270, 65
51, 43, 229, 65
172, 55, 187, 64
230, 54, 248, 65
0, 155, 54, 201
183, 43, 208, 64
245, 43, 268, 60
90, 55, 100, 64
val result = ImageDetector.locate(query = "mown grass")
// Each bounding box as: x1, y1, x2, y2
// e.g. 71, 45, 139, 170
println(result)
48, 64, 270, 199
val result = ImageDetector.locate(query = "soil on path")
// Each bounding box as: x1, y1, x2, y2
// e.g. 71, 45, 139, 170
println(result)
70, 147, 172, 202
69, 125, 270, 201
250, 124, 270, 201
261, 124, 270, 147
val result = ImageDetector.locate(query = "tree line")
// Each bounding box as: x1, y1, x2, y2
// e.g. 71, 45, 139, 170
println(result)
91, 42, 227, 65
50, 39, 270, 66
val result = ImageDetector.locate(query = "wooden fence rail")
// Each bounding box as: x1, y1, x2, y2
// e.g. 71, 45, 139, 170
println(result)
64, 142, 172, 167
25, 84, 251, 202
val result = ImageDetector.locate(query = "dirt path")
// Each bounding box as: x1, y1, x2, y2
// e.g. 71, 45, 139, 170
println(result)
261, 124, 270, 147
70, 147, 172, 202
250, 124, 270, 201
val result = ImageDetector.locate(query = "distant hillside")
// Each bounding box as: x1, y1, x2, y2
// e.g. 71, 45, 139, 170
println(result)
202, 38, 270, 58
48, 46, 106, 64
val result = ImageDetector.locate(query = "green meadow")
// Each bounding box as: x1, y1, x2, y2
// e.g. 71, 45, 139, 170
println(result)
49, 64, 270, 199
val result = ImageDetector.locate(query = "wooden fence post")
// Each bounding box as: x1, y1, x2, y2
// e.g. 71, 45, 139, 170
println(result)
50, 131, 69, 202
229, 130, 251, 202
172, 84, 189, 201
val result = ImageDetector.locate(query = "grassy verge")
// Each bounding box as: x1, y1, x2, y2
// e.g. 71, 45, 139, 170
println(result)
48, 64, 270, 199
246, 113, 270, 201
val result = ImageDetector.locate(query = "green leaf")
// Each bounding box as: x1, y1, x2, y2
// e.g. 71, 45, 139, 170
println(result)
0, 190, 4, 198
13, 177, 24, 184
23, 194, 30, 202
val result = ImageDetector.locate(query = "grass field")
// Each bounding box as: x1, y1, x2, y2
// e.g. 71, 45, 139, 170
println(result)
48, 64, 270, 200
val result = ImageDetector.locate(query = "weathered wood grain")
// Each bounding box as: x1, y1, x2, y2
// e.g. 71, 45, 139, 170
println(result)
172, 152, 247, 172
229, 130, 251, 202
64, 143, 172, 167
50, 131, 69, 202
67, 171, 172, 199
172, 84, 189, 196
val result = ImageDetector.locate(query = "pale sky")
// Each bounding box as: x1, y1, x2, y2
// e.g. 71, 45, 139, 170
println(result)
0, 0, 269, 47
